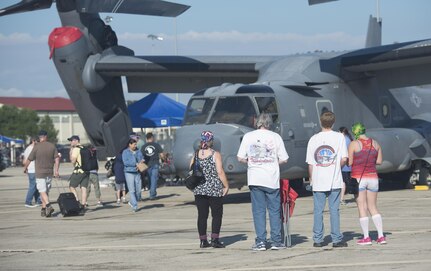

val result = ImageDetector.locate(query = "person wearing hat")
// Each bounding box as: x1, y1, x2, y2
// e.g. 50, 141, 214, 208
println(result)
23, 130, 60, 217
68, 135, 89, 208
190, 130, 229, 248
237, 113, 289, 251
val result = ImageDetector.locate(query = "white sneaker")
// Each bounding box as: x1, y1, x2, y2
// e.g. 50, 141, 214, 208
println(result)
128, 201, 137, 212
270, 244, 287, 250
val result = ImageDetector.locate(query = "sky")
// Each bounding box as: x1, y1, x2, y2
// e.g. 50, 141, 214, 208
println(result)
0, 0, 430, 104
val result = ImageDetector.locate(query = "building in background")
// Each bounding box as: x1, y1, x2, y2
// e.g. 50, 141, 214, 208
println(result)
0, 97, 88, 144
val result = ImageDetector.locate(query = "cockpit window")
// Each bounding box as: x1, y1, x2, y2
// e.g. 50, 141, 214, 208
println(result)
256, 97, 279, 123
184, 98, 215, 125
209, 96, 257, 128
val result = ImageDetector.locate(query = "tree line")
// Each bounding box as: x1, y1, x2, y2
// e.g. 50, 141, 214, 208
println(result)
0, 105, 58, 144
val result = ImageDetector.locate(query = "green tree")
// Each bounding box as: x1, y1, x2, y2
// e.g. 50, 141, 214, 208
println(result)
17, 108, 40, 141
0, 105, 39, 142
39, 115, 58, 144
0, 105, 20, 136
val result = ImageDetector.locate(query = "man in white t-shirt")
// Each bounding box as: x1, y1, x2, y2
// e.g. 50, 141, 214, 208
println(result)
306, 111, 348, 248
23, 137, 42, 208
237, 113, 289, 251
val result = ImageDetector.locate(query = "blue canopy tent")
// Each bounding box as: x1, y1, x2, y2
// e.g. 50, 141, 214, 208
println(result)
128, 93, 186, 128
0, 135, 24, 145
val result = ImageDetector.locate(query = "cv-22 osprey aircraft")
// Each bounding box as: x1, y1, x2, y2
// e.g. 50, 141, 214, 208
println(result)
1, 0, 430, 189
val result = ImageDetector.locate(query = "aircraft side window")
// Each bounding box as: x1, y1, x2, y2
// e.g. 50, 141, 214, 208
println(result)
379, 97, 391, 126
184, 98, 215, 125
210, 96, 256, 128
256, 97, 279, 123
382, 104, 389, 117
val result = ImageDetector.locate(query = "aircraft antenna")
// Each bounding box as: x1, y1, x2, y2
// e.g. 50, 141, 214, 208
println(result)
376, 0, 381, 22
174, 17, 178, 55
112, 0, 125, 14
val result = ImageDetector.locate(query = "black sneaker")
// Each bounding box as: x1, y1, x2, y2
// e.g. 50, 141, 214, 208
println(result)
80, 204, 87, 213
200, 240, 211, 248
211, 238, 225, 248
313, 242, 324, 247
333, 241, 348, 248
45, 205, 54, 217
41, 208, 46, 217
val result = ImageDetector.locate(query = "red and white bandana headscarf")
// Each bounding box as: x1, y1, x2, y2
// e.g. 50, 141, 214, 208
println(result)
200, 130, 214, 149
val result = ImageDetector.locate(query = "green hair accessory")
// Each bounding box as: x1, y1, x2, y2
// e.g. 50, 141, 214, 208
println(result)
351, 122, 366, 139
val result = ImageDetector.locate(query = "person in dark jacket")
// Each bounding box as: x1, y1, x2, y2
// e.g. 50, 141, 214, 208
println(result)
114, 147, 128, 204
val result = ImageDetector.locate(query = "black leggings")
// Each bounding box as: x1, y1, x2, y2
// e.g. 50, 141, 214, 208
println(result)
195, 195, 223, 238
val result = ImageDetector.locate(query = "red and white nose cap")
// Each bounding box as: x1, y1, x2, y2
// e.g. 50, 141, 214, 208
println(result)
48, 26, 83, 59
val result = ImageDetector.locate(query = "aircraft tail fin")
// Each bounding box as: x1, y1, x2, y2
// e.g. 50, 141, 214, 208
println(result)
365, 15, 382, 48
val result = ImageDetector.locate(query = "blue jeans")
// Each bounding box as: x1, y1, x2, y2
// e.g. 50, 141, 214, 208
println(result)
250, 185, 282, 245
125, 172, 141, 210
147, 164, 159, 199
313, 189, 343, 243
25, 173, 41, 205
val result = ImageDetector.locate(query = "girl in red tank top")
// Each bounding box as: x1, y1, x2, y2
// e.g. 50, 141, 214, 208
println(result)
348, 122, 387, 246
351, 138, 378, 179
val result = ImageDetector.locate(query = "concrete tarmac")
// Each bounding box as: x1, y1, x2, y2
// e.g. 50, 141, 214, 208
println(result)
1, 164, 430, 271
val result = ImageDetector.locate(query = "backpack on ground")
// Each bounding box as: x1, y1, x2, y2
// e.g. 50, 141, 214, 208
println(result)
77, 145, 99, 172
105, 157, 116, 177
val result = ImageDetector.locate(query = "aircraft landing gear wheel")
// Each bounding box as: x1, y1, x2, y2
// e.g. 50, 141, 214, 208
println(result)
417, 167, 430, 186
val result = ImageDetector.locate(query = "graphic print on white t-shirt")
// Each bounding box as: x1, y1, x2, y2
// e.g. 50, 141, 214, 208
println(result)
249, 140, 275, 164
314, 145, 337, 167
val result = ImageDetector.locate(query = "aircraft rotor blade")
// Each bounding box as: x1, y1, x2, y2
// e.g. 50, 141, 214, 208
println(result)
308, 0, 338, 6
0, 0, 53, 17
76, 0, 190, 17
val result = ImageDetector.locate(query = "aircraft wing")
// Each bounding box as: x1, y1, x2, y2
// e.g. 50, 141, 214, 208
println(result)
76, 0, 190, 17
320, 39, 431, 87
89, 52, 277, 92
308, 0, 338, 5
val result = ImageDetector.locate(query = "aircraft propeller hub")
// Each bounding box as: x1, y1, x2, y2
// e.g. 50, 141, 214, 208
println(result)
48, 27, 83, 59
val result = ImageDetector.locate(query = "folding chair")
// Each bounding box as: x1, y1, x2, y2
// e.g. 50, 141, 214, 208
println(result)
280, 179, 298, 247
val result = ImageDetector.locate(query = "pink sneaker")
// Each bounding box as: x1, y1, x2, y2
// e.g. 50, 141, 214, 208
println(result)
356, 237, 372, 245
376, 236, 387, 245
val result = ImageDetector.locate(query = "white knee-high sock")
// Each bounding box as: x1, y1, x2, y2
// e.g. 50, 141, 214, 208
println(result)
359, 217, 369, 238
372, 214, 384, 237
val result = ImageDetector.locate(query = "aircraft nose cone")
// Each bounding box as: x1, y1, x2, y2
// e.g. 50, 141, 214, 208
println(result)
172, 124, 250, 177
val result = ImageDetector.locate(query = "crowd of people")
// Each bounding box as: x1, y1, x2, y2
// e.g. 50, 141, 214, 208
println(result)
21, 111, 386, 250
22, 130, 165, 215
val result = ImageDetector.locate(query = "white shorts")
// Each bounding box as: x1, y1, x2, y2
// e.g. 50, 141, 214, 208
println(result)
36, 177, 52, 193
358, 177, 379, 192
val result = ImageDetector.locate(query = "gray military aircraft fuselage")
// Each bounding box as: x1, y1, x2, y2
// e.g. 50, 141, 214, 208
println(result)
1, 0, 430, 188
173, 50, 431, 188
